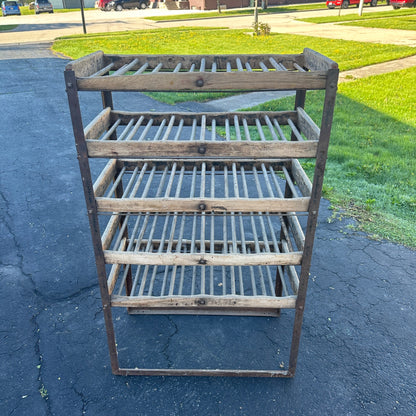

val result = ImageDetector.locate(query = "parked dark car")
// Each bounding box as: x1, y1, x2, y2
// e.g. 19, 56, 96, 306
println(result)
1, 0, 21, 16
109, 0, 148, 10
34, 0, 53, 14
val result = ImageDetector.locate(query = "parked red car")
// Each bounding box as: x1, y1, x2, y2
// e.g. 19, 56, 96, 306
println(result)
327, 0, 377, 8
95, 0, 111, 10
390, 0, 415, 8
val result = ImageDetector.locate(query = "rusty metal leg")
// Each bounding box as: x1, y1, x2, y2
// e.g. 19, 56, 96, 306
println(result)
65, 70, 121, 374
289, 69, 339, 377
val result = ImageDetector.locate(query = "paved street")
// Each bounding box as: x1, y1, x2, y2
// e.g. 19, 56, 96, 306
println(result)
2, 5, 416, 45
1, 10, 416, 416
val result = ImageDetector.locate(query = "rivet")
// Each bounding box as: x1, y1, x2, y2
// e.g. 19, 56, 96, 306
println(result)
199, 203, 206, 211
196, 78, 204, 87
198, 146, 206, 154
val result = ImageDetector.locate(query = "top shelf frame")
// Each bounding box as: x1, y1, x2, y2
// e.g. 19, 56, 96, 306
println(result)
66, 48, 339, 92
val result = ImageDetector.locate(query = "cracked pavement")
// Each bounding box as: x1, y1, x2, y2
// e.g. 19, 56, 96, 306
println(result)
0, 43, 415, 415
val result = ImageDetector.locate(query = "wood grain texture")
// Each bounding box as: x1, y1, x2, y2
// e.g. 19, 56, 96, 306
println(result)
86, 140, 318, 159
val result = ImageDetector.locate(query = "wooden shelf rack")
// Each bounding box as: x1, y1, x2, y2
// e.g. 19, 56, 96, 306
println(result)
64, 49, 338, 377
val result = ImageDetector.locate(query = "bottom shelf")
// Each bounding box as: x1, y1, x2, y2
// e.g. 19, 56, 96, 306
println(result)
102, 209, 303, 315
108, 262, 298, 315
113, 294, 296, 316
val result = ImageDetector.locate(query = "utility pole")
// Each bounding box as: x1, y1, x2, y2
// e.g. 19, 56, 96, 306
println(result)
358, 0, 364, 16
80, 0, 87, 34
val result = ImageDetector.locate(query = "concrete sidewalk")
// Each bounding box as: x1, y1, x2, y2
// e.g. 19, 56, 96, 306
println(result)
1, 42, 415, 416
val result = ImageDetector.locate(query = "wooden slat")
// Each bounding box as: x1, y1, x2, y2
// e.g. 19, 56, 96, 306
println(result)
287, 214, 305, 252
287, 119, 304, 142
286, 265, 299, 294
282, 240, 300, 294
297, 107, 320, 142
84, 107, 111, 141
291, 159, 312, 197
104, 53, 302, 71
107, 238, 127, 294
131, 238, 282, 252
293, 63, 306, 72
104, 251, 303, 266
115, 367, 291, 377
93, 159, 117, 197
86, 141, 318, 159
127, 307, 280, 317
89, 63, 115, 78
77, 72, 328, 92
100, 119, 121, 141
101, 214, 121, 250
96, 196, 310, 213
111, 58, 139, 76
111, 294, 297, 309
110, 110, 296, 126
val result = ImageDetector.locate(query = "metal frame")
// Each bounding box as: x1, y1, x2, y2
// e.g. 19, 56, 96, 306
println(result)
64, 50, 338, 377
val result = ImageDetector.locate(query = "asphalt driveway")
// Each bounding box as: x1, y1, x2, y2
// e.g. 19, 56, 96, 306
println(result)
0, 43, 415, 415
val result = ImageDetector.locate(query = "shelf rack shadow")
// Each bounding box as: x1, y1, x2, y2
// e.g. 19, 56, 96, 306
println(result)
64, 49, 338, 377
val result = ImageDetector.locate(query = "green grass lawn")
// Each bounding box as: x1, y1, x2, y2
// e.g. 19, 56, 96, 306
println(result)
54, 27, 416, 109
341, 15, 416, 30
53, 27, 416, 71
0, 24, 17, 31
53, 28, 416, 246
298, 8, 416, 24
248, 68, 416, 247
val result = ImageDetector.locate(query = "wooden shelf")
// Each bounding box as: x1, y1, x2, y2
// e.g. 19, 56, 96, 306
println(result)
65, 48, 339, 377
93, 160, 311, 213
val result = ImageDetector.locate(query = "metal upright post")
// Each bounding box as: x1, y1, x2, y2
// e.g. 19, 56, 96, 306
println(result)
64, 69, 120, 374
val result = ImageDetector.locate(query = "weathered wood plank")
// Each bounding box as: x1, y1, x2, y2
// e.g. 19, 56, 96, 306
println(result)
110, 110, 297, 126
130, 238, 278, 252
101, 214, 121, 250
77, 72, 328, 92
86, 141, 318, 159
303, 48, 338, 72
96, 196, 310, 213
104, 251, 303, 266
104, 53, 303, 71
287, 213, 305, 252
84, 107, 112, 141
107, 238, 126, 294
286, 265, 299, 295
126, 307, 281, 316
297, 107, 320, 142
111, 294, 297, 309
281, 240, 300, 294
115, 367, 292, 377
65, 51, 105, 78
291, 159, 312, 197
93, 159, 117, 197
